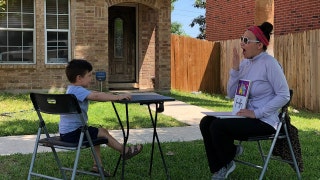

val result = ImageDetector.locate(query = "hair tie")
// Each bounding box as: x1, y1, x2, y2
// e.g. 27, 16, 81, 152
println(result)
248, 26, 269, 46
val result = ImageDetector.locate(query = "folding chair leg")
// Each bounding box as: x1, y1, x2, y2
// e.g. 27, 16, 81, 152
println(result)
89, 149, 106, 179
71, 133, 86, 180
235, 141, 264, 169
71, 147, 82, 180
257, 141, 266, 163
284, 127, 302, 180
28, 129, 68, 180
28, 130, 42, 180
85, 131, 106, 180
259, 129, 282, 180
51, 148, 68, 180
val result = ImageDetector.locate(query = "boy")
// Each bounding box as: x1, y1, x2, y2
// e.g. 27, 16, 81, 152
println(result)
60, 59, 143, 176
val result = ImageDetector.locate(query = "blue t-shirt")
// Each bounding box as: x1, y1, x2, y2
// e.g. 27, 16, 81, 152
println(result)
59, 85, 91, 134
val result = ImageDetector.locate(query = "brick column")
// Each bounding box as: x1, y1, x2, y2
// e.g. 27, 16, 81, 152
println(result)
255, 0, 274, 56
155, 1, 171, 91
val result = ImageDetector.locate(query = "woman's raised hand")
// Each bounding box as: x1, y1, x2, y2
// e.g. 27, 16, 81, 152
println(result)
232, 47, 240, 71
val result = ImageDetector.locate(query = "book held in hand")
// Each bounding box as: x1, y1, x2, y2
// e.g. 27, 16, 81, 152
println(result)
202, 79, 251, 118
232, 79, 251, 115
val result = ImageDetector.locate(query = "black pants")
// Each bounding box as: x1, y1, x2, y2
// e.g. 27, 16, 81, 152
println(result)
60, 126, 99, 143
199, 116, 276, 173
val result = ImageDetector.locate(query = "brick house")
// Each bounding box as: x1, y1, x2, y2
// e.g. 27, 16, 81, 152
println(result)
206, 0, 320, 40
0, 0, 171, 92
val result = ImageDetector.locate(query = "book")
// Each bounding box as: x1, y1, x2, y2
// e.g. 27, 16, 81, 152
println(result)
202, 79, 251, 118
232, 79, 251, 114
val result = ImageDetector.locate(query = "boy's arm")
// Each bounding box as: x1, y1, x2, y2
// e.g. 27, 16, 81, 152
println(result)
87, 91, 131, 102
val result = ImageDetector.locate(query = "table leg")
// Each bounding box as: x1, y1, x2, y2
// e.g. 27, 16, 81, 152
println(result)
111, 102, 130, 180
147, 103, 170, 180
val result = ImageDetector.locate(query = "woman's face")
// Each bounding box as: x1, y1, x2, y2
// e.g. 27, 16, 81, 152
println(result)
240, 30, 263, 59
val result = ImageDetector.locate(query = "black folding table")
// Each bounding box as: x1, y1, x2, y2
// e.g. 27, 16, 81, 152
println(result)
111, 93, 175, 179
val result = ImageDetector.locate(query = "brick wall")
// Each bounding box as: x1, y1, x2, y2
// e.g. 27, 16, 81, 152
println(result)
206, 0, 320, 41
274, 0, 320, 35
72, 0, 109, 90
138, 4, 157, 89
206, 1, 256, 41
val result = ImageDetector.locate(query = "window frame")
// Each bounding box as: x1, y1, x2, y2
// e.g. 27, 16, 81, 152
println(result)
44, 0, 70, 64
0, 0, 36, 64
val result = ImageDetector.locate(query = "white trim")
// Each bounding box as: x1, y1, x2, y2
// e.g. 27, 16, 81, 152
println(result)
44, 0, 71, 64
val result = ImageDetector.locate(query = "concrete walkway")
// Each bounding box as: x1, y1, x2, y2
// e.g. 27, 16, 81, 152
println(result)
0, 100, 213, 156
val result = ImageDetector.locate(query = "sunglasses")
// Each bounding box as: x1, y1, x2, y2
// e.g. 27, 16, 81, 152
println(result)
240, 36, 260, 44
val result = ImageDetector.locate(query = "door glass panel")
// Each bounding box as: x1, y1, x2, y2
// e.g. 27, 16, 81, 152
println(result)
114, 18, 123, 58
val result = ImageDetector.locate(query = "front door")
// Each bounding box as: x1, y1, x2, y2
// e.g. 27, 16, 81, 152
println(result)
108, 6, 136, 87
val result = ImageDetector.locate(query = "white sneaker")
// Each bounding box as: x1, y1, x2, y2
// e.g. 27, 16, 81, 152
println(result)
212, 160, 236, 180
235, 145, 243, 156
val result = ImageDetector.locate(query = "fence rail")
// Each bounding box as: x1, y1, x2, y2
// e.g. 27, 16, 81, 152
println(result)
171, 29, 320, 112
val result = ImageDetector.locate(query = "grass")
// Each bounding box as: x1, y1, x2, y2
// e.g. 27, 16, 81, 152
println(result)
0, 90, 320, 179
0, 92, 185, 136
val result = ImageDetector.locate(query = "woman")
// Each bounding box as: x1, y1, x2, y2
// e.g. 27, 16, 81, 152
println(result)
199, 22, 290, 179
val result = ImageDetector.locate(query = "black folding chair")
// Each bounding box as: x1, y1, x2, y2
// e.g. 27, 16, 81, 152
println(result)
28, 93, 108, 180
235, 90, 301, 180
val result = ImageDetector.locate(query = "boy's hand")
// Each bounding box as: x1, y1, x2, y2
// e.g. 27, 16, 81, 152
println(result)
117, 94, 131, 101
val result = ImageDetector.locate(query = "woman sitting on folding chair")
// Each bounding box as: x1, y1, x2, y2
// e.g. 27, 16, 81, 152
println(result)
199, 22, 290, 180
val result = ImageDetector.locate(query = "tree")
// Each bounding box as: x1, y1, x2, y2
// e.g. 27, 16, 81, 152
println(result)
171, 0, 178, 10
171, 0, 187, 36
190, 0, 206, 39
171, 22, 185, 35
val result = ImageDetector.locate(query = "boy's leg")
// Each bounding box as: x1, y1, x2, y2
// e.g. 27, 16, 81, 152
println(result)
93, 145, 102, 166
97, 127, 143, 158
98, 128, 123, 153
91, 145, 111, 177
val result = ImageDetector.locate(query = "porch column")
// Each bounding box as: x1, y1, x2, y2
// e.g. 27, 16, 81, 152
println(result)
255, 0, 274, 56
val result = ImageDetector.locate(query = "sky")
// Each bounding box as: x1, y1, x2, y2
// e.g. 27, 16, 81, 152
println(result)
171, 0, 205, 38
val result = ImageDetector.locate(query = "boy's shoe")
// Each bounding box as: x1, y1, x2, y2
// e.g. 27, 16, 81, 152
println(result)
212, 160, 236, 180
235, 145, 243, 156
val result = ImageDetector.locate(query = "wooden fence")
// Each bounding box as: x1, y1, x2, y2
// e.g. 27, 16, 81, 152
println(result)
171, 35, 221, 94
171, 29, 320, 112
274, 30, 320, 112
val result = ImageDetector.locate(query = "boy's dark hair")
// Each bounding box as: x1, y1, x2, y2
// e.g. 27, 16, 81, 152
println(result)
65, 59, 93, 83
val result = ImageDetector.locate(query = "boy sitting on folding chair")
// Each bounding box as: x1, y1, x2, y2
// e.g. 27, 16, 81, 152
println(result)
60, 59, 143, 176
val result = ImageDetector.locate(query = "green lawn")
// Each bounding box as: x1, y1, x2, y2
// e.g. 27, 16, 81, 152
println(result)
0, 90, 320, 179
0, 92, 185, 136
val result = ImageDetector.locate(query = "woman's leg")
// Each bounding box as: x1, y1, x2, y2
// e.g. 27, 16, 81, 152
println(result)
200, 116, 223, 173
200, 116, 276, 173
